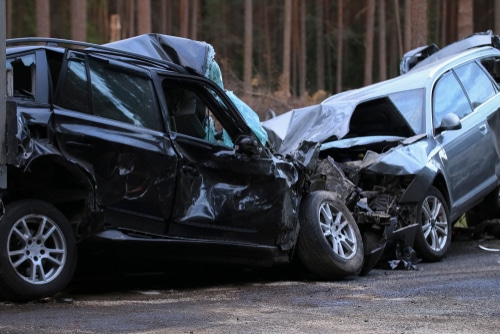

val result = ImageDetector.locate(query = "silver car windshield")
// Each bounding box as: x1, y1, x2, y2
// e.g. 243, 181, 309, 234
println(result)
388, 88, 425, 134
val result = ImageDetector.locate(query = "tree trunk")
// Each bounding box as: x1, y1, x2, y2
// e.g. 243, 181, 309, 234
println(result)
243, 0, 253, 98
137, 0, 151, 34
457, 0, 473, 39
378, 0, 386, 81
179, 0, 189, 37
393, 0, 403, 58
363, 0, 375, 86
36, 0, 50, 37
336, 0, 343, 93
404, 0, 411, 51
410, 0, 427, 48
299, 0, 306, 98
190, 0, 199, 39
71, 0, 87, 41
281, 0, 292, 99
6, 0, 12, 38
263, 4, 272, 91
316, 0, 325, 91
496, 0, 500, 35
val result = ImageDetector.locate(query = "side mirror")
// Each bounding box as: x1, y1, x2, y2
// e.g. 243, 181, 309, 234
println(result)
235, 135, 262, 158
436, 113, 461, 134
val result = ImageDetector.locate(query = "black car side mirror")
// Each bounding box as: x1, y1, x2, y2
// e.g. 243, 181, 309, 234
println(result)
235, 135, 262, 158
436, 113, 461, 134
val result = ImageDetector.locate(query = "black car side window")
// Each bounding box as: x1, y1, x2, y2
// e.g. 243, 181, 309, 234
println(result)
6, 53, 36, 100
88, 57, 162, 131
58, 54, 162, 132
58, 57, 91, 114
454, 61, 496, 109
164, 82, 233, 147
432, 71, 472, 127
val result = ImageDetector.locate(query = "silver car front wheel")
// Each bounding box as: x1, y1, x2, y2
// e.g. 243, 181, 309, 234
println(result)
414, 187, 451, 261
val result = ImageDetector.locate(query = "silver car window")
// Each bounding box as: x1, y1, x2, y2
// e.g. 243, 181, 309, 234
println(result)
389, 88, 424, 134
432, 71, 472, 126
454, 61, 496, 109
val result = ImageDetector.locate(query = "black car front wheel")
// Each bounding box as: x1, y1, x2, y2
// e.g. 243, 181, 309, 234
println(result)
414, 187, 451, 262
0, 200, 77, 302
297, 191, 364, 279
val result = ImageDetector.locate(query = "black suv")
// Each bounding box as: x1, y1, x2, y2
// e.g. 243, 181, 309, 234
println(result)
0, 34, 368, 301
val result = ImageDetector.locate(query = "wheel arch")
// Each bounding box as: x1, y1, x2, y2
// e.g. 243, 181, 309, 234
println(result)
5, 154, 97, 231
432, 173, 451, 209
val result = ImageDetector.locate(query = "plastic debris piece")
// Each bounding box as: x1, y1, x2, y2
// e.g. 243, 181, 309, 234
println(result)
478, 245, 500, 252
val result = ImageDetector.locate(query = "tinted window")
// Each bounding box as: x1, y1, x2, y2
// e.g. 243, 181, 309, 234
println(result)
433, 71, 472, 126
58, 58, 90, 113
88, 58, 161, 131
454, 61, 496, 108
58, 54, 162, 132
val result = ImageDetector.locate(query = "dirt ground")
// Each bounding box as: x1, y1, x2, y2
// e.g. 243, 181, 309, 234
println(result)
1, 237, 499, 334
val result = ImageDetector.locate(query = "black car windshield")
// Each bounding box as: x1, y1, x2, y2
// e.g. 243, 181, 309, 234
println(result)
388, 88, 425, 134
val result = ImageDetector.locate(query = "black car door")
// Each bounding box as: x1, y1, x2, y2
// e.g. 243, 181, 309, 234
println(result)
52, 51, 178, 235
161, 76, 300, 249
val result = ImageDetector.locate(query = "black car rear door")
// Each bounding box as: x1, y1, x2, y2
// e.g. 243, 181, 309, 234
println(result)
52, 51, 178, 235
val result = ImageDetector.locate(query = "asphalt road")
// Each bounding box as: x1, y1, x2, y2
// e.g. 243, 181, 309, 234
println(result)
1, 237, 499, 334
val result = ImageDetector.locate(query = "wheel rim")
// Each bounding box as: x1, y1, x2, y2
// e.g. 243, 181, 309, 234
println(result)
318, 202, 357, 260
420, 195, 448, 252
7, 214, 67, 285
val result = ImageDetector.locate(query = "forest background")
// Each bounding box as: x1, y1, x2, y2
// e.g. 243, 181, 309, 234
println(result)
5, 0, 500, 118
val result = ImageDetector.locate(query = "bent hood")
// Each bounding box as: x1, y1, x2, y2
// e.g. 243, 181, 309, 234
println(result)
263, 101, 357, 155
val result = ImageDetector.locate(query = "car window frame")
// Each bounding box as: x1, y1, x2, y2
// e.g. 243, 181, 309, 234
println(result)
160, 74, 255, 147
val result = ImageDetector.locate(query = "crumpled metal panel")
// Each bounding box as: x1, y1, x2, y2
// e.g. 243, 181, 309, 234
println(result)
103, 34, 210, 76
359, 141, 430, 175
12, 108, 62, 167
263, 102, 355, 155
169, 140, 313, 250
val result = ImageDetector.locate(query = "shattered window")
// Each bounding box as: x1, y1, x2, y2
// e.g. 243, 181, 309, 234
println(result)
6, 53, 36, 99
389, 88, 424, 134
454, 61, 496, 109
432, 71, 472, 127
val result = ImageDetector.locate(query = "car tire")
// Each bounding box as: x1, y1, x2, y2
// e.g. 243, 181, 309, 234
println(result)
0, 200, 77, 302
413, 187, 451, 262
297, 191, 364, 279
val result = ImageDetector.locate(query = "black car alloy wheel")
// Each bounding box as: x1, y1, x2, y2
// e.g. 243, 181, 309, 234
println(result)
0, 200, 77, 302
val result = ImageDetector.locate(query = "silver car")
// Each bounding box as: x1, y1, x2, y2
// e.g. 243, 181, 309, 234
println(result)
264, 31, 500, 263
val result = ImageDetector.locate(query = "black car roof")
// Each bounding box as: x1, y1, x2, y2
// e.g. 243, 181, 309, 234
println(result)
6, 37, 190, 74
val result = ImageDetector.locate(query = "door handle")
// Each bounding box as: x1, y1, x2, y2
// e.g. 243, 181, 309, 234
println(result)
479, 124, 487, 135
